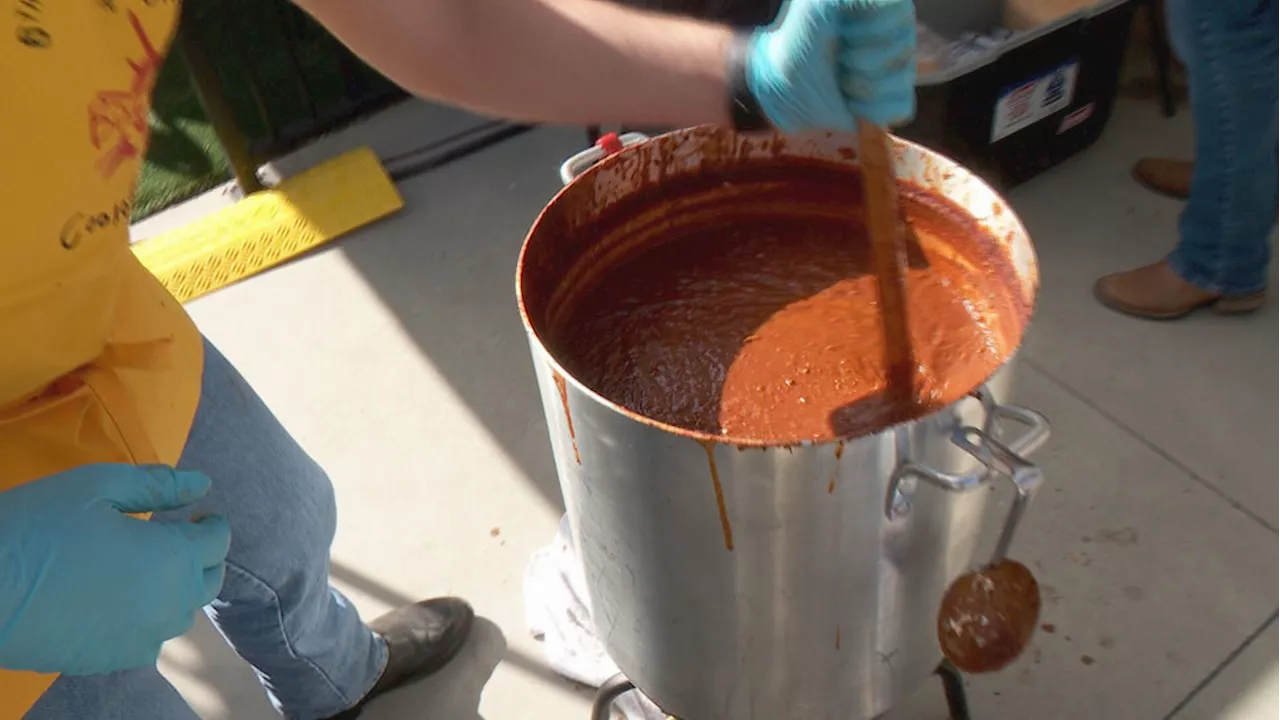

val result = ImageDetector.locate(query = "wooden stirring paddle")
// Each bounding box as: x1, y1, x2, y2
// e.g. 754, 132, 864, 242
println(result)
856, 122, 915, 406
857, 124, 1041, 674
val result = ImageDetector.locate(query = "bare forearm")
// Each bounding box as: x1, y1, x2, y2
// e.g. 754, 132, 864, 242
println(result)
297, 0, 734, 127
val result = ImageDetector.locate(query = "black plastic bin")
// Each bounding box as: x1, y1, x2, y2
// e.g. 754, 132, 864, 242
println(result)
901, 0, 1138, 190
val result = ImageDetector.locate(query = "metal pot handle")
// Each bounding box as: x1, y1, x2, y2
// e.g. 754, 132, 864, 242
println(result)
886, 386, 1050, 564
952, 426, 1046, 564
559, 131, 651, 186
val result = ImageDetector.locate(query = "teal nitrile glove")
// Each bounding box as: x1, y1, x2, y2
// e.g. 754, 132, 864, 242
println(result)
0, 464, 230, 676
746, 0, 917, 133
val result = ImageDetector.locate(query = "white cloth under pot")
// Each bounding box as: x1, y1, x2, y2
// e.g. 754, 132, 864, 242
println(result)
524, 514, 667, 720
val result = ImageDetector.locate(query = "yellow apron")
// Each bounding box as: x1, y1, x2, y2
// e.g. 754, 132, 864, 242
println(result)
0, 1, 203, 715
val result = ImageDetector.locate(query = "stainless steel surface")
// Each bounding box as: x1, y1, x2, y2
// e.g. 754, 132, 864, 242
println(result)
517, 127, 1046, 720
952, 420, 1047, 564
886, 389, 1051, 537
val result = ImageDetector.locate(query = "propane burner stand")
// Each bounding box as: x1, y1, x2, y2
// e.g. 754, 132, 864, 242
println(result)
589, 661, 972, 720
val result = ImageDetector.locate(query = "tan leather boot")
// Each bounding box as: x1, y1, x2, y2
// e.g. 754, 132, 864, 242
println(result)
1094, 260, 1266, 319
1131, 158, 1193, 199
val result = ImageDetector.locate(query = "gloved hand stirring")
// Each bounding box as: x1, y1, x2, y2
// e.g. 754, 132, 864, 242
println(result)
735, 0, 917, 133
300, 0, 917, 134
0, 465, 230, 676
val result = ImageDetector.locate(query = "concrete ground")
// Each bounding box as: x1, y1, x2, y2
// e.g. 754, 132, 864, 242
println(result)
147, 92, 1277, 720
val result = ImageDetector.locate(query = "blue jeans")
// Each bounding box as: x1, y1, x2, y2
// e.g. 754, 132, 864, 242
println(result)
26, 340, 387, 719
1165, 0, 1279, 295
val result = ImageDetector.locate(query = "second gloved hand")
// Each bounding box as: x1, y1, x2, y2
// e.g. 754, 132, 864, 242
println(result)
746, 0, 917, 133
0, 464, 230, 675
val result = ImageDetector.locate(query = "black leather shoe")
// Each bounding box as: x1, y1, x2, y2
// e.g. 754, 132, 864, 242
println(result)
323, 597, 475, 719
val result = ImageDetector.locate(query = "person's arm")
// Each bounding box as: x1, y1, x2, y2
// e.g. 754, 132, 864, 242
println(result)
294, 0, 735, 127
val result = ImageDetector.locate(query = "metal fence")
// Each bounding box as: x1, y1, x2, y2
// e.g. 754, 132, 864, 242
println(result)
177, 0, 407, 192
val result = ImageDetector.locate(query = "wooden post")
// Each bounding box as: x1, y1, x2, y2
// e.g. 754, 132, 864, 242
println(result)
176, 24, 265, 195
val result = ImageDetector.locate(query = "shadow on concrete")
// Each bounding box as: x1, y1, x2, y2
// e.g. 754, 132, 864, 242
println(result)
331, 560, 419, 606
162, 610, 509, 720
160, 559, 582, 717
332, 126, 590, 513
359, 617, 505, 720
160, 614, 279, 720
329, 560, 582, 696
355, 616, 597, 720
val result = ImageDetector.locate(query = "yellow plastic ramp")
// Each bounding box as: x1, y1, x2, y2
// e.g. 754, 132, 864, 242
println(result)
133, 146, 403, 303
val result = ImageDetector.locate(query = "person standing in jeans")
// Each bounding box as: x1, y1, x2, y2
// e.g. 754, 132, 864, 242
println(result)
1095, 0, 1277, 319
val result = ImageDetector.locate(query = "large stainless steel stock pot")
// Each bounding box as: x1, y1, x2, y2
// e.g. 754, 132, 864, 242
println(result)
516, 127, 1050, 720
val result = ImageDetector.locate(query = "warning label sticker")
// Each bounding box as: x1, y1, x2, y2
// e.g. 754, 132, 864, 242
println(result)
990, 60, 1080, 142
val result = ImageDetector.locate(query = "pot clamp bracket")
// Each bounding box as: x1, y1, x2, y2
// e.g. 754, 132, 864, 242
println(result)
886, 387, 1051, 565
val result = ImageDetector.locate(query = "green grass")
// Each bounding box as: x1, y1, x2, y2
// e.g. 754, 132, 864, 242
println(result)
135, 0, 398, 221
135, 49, 231, 221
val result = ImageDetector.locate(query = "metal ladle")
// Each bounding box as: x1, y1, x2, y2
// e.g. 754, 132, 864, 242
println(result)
936, 429, 1044, 674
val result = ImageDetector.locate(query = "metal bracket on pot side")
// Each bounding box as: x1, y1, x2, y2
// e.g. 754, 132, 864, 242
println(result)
559, 132, 651, 185
885, 386, 1050, 525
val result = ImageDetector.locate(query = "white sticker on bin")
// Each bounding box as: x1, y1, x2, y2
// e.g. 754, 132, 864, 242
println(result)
990, 59, 1080, 143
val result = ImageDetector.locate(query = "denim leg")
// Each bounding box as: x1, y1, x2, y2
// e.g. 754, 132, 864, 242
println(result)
1164, 0, 1191, 65
23, 341, 384, 720
26, 667, 199, 720
1165, 0, 1279, 295
151, 339, 386, 719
